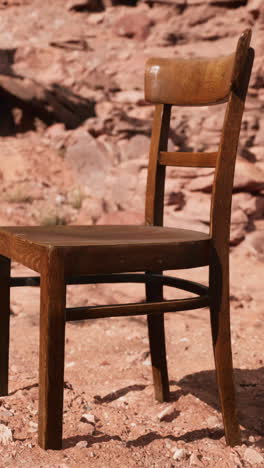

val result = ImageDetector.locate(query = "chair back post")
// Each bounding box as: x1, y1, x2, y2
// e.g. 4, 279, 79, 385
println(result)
145, 103, 171, 226
210, 31, 254, 253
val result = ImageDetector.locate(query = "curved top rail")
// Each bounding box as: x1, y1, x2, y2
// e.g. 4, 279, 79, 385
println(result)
145, 29, 252, 107
145, 54, 235, 106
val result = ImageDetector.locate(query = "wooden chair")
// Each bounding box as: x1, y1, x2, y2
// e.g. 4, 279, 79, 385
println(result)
0, 29, 254, 450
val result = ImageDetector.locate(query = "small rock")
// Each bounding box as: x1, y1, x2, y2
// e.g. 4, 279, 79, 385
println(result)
65, 361, 75, 368
55, 194, 65, 205
142, 357, 151, 366
88, 12, 105, 25
0, 409, 13, 418
76, 440, 88, 448
244, 447, 264, 465
157, 405, 174, 422
179, 337, 189, 343
28, 425, 38, 433
0, 423, 13, 445
81, 413, 95, 425
206, 415, 222, 429
25, 442, 33, 448
79, 422, 95, 436
29, 421, 38, 428
173, 447, 189, 461
189, 452, 204, 466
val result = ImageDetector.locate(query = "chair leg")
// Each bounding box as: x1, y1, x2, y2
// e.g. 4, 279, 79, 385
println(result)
0, 256, 11, 396
209, 259, 241, 447
146, 280, 170, 402
38, 251, 66, 450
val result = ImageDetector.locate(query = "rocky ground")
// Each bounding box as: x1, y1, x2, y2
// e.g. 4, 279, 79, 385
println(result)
0, 0, 263, 466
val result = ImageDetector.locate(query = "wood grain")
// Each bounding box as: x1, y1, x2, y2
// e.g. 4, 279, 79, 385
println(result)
144, 28, 253, 446
145, 104, 171, 226
0, 226, 211, 275
0, 225, 211, 246
145, 54, 235, 106
0, 228, 46, 273
66, 295, 209, 321
159, 151, 218, 168
144, 103, 171, 401
0, 255, 11, 396
38, 248, 66, 450
209, 30, 254, 447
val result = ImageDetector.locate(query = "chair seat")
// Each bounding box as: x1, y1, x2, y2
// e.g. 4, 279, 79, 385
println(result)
0, 225, 211, 275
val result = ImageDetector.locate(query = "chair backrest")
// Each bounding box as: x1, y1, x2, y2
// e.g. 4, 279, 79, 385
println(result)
144, 29, 254, 253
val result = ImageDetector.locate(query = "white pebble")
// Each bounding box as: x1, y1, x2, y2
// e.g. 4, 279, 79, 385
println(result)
55, 194, 65, 205
172, 447, 188, 461
0, 424, 13, 445
28, 420, 38, 432
81, 413, 95, 425
76, 440, 88, 448
157, 404, 174, 421
29, 421, 37, 428
142, 358, 151, 366
65, 361, 75, 368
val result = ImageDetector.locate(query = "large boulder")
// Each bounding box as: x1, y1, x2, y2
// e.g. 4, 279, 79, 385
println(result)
113, 11, 154, 40
65, 131, 114, 197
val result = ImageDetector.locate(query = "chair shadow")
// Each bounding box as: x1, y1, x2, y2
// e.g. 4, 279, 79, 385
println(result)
174, 366, 264, 436
63, 382, 223, 449
8, 382, 38, 396
63, 427, 224, 449
8, 380, 73, 396
63, 382, 147, 449
93, 384, 147, 404
125, 428, 224, 448
161, 408, 181, 423
9, 368, 263, 448
63, 367, 264, 448
63, 430, 122, 449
